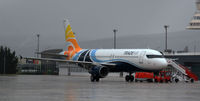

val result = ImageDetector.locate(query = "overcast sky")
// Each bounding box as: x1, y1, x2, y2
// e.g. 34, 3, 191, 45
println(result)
0, 0, 197, 56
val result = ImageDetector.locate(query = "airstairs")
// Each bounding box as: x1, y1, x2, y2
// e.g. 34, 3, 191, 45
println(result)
167, 59, 198, 82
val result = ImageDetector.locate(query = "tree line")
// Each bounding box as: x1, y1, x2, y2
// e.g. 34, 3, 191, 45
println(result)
0, 46, 18, 74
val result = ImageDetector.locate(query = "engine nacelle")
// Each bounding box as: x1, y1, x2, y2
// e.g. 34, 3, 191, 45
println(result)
89, 66, 109, 78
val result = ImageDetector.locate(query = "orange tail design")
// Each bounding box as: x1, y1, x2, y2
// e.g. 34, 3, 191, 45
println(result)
63, 19, 82, 60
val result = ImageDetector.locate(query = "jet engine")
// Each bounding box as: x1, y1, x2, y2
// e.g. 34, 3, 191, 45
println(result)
89, 66, 109, 78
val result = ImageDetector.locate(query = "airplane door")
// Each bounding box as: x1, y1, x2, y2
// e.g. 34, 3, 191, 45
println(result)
110, 54, 115, 59
109, 50, 115, 59
139, 51, 146, 64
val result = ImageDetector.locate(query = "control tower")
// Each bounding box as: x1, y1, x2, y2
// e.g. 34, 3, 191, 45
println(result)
187, 0, 200, 29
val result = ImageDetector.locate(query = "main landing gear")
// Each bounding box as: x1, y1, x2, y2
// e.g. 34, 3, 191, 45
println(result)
90, 75, 100, 82
125, 72, 134, 82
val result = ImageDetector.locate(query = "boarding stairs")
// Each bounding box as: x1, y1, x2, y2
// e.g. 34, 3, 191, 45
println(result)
167, 59, 198, 82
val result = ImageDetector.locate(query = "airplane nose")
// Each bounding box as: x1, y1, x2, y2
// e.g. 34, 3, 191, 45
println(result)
159, 59, 168, 68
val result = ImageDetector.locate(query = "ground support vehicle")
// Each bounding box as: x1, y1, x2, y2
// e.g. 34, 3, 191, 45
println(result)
134, 72, 154, 82
154, 71, 171, 83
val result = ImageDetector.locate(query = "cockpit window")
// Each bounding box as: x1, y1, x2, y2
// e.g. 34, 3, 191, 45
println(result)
159, 51, 164, 55
146, 55, 164, 58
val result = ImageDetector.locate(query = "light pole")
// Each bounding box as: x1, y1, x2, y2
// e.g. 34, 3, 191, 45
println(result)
113, 29, 123, 77
36, 34, 40, 58
113, 29, 117, 49
164, 25, 169, 52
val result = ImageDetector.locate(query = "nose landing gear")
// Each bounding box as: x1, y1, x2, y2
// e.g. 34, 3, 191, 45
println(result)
125, 73, 134, 82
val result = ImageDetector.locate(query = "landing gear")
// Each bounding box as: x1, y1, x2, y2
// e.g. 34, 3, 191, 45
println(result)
90, 75, 100, 82
125, 73, 134, 82
125, 75, 130, 82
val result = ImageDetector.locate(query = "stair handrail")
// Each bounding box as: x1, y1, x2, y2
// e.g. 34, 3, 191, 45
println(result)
168, 59, 198, 81
167, 59, 186, 75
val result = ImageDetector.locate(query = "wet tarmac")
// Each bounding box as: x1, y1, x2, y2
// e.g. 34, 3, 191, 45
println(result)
0, 75, 200, 101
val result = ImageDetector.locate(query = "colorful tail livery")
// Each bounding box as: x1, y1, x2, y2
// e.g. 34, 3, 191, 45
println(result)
63, 19, 82, 60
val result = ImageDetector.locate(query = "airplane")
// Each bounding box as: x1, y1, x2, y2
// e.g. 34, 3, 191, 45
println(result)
27, 19, 168, 82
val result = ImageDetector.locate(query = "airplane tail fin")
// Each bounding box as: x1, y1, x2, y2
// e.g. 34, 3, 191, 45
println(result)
64, 19, 82, 51
63, 19, 82, 59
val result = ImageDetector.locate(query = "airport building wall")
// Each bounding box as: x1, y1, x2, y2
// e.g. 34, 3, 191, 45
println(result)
58, 63, 87, 76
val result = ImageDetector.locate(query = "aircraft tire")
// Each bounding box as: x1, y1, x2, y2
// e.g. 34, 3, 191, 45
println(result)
125, 75, 130, 82
130, 76, 134, 82
90, 76, 95, 82
96, 77, 100, 82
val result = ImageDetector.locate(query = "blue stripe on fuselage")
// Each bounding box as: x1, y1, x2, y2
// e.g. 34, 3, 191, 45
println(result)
72, 49, 87, 61
90, 49, 103, 62
90, 49, 145, 70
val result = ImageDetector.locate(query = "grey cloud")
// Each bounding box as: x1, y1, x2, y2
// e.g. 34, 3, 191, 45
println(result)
0, 0, 197, 57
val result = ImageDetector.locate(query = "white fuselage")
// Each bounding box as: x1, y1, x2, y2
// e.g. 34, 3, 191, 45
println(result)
90, 49, 167, 70
64, 49, 168, 71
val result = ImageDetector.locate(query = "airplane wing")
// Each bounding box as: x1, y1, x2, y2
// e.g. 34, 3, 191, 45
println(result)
24, 57, 116, 70
39, 53, 68, 57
